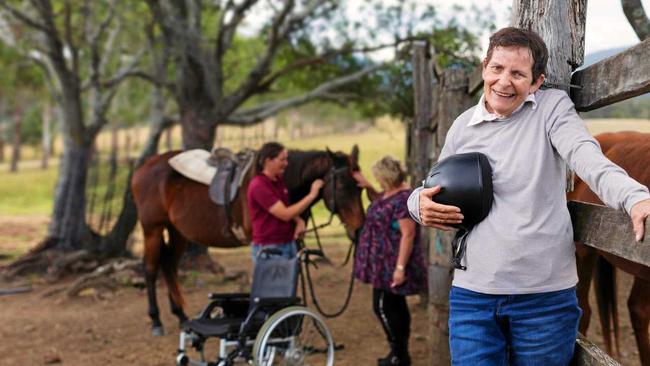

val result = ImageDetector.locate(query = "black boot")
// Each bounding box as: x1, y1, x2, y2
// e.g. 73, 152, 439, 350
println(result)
377, 342, 411, 366
377, 354, 411, 366
377, 349, 394, 365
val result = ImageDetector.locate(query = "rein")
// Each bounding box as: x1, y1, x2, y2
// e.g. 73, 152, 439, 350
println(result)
298, 165, 358, 318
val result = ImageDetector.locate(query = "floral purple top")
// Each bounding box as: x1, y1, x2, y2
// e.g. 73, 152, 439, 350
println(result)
354, 189, 428, 296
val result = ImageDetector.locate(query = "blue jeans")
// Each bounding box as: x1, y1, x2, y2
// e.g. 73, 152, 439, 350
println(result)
251, 241, 297, 263
449, 286, 581, 366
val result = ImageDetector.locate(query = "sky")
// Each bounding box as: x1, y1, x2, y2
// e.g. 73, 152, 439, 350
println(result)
442, 0, 650, 56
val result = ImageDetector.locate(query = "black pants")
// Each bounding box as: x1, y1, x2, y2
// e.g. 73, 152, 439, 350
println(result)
372, 288, 411, 358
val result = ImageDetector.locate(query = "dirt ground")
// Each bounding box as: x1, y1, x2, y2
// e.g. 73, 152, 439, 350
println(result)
0, 218, 644, 366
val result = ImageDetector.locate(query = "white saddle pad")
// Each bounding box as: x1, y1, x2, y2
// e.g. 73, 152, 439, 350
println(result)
168, 149, 216, 185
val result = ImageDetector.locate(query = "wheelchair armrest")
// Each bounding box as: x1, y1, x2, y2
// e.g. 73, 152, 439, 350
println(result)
208, 292, 249, 301
196, 294, 251, 319
252, 296, 301, 308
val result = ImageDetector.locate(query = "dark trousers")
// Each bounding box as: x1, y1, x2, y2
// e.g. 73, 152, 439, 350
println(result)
372, 288, 411, 357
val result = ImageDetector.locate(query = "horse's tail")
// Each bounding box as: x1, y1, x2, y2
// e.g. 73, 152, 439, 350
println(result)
594, 256, 620, 356
159, 235, 186, 311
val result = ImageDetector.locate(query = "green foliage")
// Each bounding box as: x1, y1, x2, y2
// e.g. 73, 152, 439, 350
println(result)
21, 104, 43, 145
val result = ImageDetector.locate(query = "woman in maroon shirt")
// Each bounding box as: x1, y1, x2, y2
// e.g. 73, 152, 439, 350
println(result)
247, 142, 323, 261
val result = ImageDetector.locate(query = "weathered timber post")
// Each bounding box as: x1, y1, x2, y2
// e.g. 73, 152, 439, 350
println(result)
410, 41, 436, 187
410, 42, 436, 315
427, 68, 475, 365
512, 0, 586, 92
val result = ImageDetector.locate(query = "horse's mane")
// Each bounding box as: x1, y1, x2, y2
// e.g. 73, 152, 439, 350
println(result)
284, 149, 332, 189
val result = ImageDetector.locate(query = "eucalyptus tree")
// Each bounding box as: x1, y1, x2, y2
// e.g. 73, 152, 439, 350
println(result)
0, 1, 154, 273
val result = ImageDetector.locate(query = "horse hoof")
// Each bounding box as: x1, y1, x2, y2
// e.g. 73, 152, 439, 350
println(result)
152, 326, 165, 337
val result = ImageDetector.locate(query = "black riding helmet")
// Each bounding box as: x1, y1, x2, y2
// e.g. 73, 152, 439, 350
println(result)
423, 152, 494, 269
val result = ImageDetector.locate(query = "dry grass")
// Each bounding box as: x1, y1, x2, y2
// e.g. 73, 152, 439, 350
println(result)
583, 118, 650, 135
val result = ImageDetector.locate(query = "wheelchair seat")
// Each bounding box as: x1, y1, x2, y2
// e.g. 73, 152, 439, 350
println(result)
182, 255, 300, 338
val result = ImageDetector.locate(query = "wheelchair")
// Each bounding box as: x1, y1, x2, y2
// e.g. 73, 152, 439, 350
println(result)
176, 248, 335, 366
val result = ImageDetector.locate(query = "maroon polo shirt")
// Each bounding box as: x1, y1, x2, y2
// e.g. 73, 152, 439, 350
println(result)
247, 174, 294, 244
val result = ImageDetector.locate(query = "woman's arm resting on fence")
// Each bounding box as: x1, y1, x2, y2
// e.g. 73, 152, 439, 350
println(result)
631, 198, 650, 242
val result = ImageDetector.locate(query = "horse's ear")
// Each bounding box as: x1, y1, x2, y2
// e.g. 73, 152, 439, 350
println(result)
326, 147, 335, 158
351, 144, 359, 163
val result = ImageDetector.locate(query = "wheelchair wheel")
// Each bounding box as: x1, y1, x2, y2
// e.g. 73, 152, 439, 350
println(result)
252, 306, 334, 366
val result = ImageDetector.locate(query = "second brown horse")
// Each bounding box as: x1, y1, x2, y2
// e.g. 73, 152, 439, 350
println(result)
132, 146, 365, 336
569, 131, 650, 365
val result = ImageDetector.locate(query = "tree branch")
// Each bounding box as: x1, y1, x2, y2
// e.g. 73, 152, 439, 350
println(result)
97, 48, 146, 90
28, 51, 63, 104
225, 64, 384, 125
622, 0, 650, 40
224, 0, 306, 114
63, 0, 80, 76
258, 36, 421, 92
0, 0, 50, 33
214, 0, 258, 102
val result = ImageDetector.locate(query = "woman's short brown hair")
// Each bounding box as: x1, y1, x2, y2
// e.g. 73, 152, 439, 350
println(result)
486, 27, 548, 83
372, 156, 407, 189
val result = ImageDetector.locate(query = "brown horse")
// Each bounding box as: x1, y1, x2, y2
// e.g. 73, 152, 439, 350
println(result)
131, 146, 365, 336
568, 131, 650, 365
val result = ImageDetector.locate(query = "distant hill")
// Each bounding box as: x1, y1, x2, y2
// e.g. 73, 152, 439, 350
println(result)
582, 47, 629, 68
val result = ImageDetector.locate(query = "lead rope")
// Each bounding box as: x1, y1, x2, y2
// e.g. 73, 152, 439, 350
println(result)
307, 213, 355, 268
301, 241, 357, 318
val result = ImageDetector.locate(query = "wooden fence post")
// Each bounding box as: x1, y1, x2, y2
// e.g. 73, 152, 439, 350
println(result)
427, 67, 475, 365
512, 0, 586, 92
410, 41, 435, 187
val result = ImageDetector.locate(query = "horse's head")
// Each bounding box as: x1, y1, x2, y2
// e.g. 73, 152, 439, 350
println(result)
322, 145, 365, 241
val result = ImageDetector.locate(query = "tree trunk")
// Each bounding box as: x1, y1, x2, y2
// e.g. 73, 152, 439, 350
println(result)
48, 143, 96, 251
41, 101, 51, 170
0, 134, 5, 163
622, 0, 650, 41
180, 107, 215, 150
179, 105, 219, 267
10, 107, 22, 173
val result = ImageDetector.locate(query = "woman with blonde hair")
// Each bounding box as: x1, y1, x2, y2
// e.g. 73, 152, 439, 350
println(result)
353, 156, 427, 366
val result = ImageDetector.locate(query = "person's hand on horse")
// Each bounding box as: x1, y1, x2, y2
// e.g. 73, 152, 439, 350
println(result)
419, 186, 463, 231
310, 179, 325, 197
352, 171, 372, 189
294, 217, 306, 240
631, 198, 650, 241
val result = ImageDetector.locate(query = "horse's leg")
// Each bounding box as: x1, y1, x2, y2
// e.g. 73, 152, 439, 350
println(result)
628, 277, 650, 366
161, 226, 190, 327
143, 226, 165, 336
575, 242, 597, 335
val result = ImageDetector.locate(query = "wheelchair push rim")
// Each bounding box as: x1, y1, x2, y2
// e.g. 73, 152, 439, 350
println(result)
253, 306, 334, 366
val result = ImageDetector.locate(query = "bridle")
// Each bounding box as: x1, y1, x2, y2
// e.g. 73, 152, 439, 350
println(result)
302, 165, 350, 235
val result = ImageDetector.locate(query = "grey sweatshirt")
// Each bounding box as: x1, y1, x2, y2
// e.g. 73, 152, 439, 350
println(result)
407, 88, 649, 294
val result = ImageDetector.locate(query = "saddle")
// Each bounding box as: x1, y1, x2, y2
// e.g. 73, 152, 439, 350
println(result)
423, 152, 494, 270
207, 147, 256, 205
